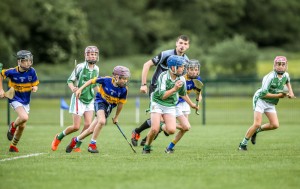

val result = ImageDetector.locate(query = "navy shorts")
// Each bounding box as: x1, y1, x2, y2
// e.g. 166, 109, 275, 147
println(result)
94, 102, 113, 118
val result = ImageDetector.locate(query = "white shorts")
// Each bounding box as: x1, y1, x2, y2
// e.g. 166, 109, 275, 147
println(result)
253, 98, 276, 113
176, 101, 191, 117
69, 94, 94, 116
10, 101, 30, 114
150, 101, 176, 116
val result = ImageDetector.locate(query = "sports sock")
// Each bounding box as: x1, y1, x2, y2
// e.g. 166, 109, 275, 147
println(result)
167, 140, 177, 150
143, 145, 151, 150
75, 141, 82, 148
57, 131, 66, 140
12, 136, 20, 146
90, 139, 96, 144
241, 137, 249, 145
135, 119, 151, 133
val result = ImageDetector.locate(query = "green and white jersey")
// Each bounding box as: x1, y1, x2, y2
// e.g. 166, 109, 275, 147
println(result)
254, 71, 290, 105
67, 62, 99, 104
151, 70, 187, 107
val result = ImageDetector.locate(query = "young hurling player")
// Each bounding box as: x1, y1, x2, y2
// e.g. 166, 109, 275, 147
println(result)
0, 50, 39, 152
238, 56, 295, 151
131, 35, 190, 146
165, 59, 203, 153
65, 66, 130, 153
51, 46, 100, 152
142, 55, 198, 154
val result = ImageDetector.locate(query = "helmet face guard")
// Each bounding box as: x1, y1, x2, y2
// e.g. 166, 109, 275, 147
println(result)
16, 50, 33, 71
273, 56, 288, 75
186, 59, 200, 79
113, 66, 131, 87
167, 55, 187, 76
85, 46, 99, 64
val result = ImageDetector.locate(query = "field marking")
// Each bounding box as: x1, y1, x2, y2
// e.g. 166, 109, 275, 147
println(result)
0, 153, 46, 162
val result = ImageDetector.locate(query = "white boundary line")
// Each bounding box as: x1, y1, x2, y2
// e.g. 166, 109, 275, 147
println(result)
0, 153, 46, 162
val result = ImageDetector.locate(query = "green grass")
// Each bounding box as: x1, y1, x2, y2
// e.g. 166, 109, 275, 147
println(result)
0, 98, 300, 189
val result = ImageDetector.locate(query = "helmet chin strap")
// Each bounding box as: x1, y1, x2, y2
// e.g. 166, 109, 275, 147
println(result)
276, 71, 285, 75
87, 60, 97, 64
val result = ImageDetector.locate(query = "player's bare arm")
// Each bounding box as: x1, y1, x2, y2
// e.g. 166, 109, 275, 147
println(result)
140, 60, 154, 94
112, 103, 123, 124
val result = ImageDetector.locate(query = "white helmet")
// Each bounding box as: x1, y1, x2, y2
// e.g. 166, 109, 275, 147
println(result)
85, 46, 99, 64
186, 59, 200, 79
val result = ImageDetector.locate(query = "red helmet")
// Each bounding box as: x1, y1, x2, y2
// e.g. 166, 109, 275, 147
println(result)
85, 46, 99, 64
273, 56, 288, 75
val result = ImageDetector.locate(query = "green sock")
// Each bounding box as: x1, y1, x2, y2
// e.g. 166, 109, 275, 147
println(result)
57, 132, 65, 140
75, 141, 82, 148
144, 145, 151, 150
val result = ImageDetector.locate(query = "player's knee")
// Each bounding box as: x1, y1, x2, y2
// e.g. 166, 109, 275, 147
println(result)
19, 115, 29, 123
97, 120, 105, 126
151, 128, 160, 135
166, 128, 176, 135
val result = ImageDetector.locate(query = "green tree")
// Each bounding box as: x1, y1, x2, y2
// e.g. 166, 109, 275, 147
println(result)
0, 0, 88, 66
236, 0, 300, 49
207, 35, 258, 79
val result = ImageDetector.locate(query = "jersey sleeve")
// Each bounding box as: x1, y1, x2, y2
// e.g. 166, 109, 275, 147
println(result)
178, 77, 187, 96
67, 63, 83, 84
156, 73, 167, 98
260, 72, 273, 96
151, 52, 163, 66
30, 68, 39, 86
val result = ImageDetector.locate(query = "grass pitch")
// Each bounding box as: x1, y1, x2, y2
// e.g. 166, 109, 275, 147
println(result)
0, 97, 299, 189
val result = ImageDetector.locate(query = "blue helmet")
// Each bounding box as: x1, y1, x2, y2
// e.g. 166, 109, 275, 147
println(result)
167, 55, 186, 76
167, 55, 186, 68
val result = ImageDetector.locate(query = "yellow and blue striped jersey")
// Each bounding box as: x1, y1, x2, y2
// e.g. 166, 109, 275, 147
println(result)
91, 76, 127, 108
177, 75, 202, 104
1, 66, 39, 105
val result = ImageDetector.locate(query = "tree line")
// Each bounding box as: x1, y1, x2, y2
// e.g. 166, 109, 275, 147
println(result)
1, 0, 299, 78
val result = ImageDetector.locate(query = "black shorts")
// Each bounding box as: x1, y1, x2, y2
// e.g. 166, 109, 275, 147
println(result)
94, 102, 113, 118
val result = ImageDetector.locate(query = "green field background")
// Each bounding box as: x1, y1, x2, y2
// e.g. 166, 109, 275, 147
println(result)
0, 97, 299, 189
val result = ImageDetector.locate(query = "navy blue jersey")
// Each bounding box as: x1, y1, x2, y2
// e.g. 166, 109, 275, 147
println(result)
178, 75, 202, 104
151, 49, 189, 86
1, 66, 39, 105
91, 76, 127, 109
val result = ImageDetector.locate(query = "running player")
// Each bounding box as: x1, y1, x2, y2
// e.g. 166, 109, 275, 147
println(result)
0, 50, 39, 152
238, 56, 295, 151
131, 35, 190, 146
65, 66, 130, 153
165, 59, 203, 153
51, 46, 100, 152
142, 55, 198, 154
